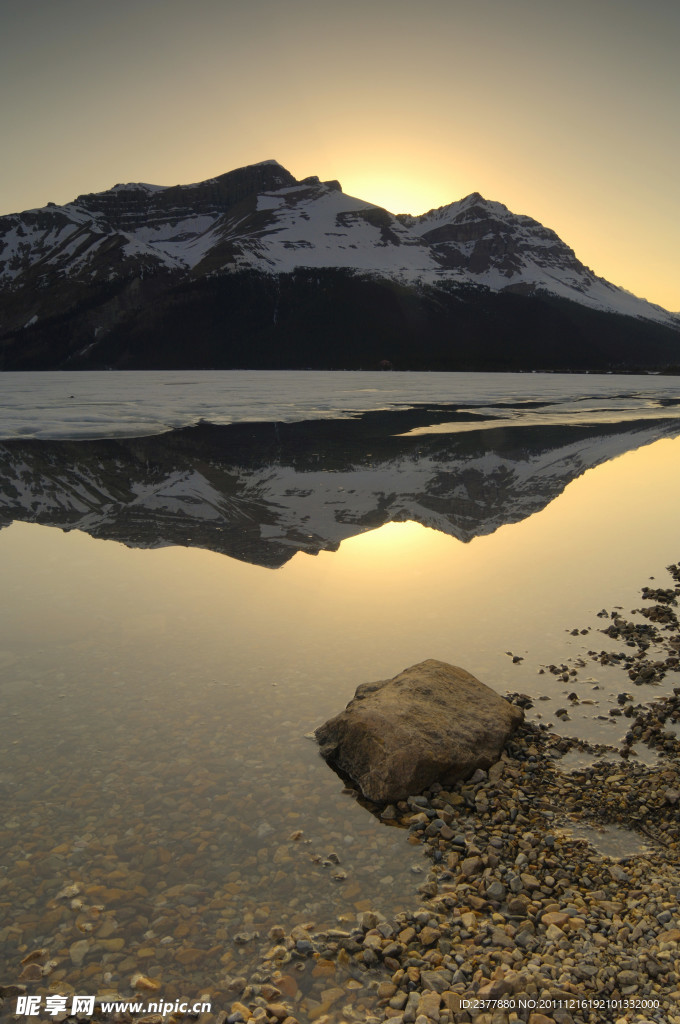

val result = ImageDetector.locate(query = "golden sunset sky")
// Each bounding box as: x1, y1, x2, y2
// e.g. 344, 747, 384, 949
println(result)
1, 0, 678, 310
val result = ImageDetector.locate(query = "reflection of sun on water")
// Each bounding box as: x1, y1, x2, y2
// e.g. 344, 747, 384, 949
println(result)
330, 520, 445, 567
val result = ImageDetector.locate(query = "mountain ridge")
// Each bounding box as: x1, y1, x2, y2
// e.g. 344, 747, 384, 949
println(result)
1, 160, 679, 371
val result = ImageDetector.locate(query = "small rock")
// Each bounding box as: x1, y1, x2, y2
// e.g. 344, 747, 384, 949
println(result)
461, 856, 483, 876
69, 940, 90, 966
486, 880, 506, 901
419, 926, 440, 946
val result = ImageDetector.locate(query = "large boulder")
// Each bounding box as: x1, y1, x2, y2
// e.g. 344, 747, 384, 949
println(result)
315, 659, 524, 802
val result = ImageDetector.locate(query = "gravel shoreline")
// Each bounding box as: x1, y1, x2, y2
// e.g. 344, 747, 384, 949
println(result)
217, 704, 680, 1024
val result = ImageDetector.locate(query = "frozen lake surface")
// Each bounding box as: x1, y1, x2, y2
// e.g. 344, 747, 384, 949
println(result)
2, 369, 680, 438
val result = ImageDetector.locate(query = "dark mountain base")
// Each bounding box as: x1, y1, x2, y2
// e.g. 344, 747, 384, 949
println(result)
2, 269, 679, 372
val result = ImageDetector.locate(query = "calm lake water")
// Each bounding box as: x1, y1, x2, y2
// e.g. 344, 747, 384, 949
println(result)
1, 370, 680, 1006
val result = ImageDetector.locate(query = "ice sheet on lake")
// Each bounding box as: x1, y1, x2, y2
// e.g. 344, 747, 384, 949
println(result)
1, 370, 680, 440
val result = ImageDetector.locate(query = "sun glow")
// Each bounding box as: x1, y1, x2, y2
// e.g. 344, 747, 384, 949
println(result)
340, 170, 460, 218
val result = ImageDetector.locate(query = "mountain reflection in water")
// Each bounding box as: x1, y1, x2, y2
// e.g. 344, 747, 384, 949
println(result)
1, 405, 680, 568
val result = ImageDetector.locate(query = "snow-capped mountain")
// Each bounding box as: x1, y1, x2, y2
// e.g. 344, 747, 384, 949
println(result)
399, 194, 677, 324
1, 160, 678, 371
1, 411, 679, 567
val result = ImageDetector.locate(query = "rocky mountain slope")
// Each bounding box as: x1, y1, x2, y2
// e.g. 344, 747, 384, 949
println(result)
1, 161, 679, 371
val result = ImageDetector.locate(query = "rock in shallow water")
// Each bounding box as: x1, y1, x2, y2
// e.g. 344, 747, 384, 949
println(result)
315, 659, 523, 801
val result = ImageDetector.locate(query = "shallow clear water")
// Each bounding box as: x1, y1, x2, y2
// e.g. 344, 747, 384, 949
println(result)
556, 821, 654, 860
1, 371, 680, 1005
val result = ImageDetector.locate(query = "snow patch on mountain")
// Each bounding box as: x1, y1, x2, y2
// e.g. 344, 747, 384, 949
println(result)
240, 184, 438, 276
121, 215, 222, 269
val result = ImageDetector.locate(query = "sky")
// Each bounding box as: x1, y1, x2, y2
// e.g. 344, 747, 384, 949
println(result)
1, 0, 678, 311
